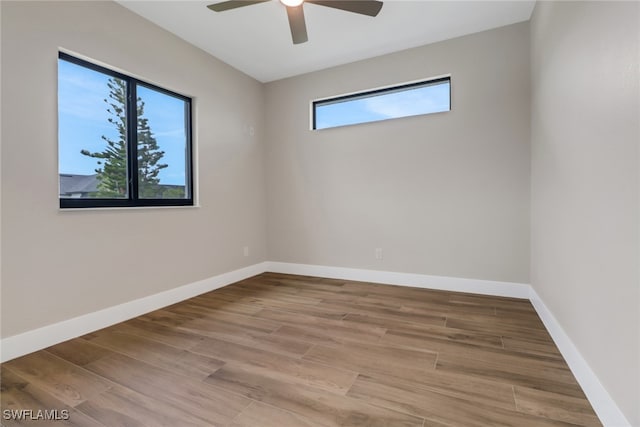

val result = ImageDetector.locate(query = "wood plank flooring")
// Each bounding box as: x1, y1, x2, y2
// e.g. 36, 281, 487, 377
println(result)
1, 273, 601, 426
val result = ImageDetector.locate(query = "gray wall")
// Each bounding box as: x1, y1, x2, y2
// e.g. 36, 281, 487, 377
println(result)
0, 1, 268, 338
530, 2, 640, 425
265, 22, 531, 284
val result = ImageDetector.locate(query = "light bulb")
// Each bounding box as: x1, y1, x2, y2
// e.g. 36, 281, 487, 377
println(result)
280, 0, 304, 7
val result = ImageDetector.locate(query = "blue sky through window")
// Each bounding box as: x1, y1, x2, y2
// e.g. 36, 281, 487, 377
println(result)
314, 79, 450, 130
137, 85, 188, 186
58, 59, 187, 185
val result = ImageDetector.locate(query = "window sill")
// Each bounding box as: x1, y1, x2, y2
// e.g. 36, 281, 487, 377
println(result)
58, 204, 201, 213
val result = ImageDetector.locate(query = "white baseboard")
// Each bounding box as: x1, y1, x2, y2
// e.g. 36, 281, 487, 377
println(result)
0, 260, 630, 426
0, 262, 268, 363
266, 261, 530, 299
529, 288, 631, 427
267, 262, 629, 426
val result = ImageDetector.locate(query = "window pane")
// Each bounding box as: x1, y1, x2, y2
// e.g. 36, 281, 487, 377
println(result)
136, 85, 190, 200
314, 78, 450, 130
58, 59, 129, 199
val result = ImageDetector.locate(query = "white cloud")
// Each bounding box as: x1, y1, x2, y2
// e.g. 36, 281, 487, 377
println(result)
363, 86, 449, 119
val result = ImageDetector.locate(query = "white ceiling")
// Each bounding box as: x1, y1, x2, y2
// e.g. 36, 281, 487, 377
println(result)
117, 0, 535, 82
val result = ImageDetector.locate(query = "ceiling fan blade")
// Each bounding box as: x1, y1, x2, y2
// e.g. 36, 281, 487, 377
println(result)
307, 0, 383, 17
207, 0, 270, 12
286, 5, 308, 44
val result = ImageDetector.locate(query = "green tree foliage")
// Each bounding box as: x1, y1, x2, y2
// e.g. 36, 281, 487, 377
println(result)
137, 103, 168, 198
160, 186, 185, 199
80, 78, 127, 198
81, 78, 168, 198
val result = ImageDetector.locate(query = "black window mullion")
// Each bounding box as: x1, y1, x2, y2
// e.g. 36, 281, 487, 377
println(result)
127, 82, 139, 202
316, 77, 451, 106
184, 101, 193, 199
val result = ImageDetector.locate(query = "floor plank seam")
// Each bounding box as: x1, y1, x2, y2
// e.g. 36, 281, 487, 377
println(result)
3, 355, 132, 427
62, 400, 111, 427
38, 348, 127, 395
342, 371, 362, 397
70, 336, 212, 381
251, 395, 323, 426
512, 385, 520, 411
511, 384, 519, 411
343, 378, 429, 426
228, 399, 256, 426
298, 343, 317, 360
44, 344, 254, 422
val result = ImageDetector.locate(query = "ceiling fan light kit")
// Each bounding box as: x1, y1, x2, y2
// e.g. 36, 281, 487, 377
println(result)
280, 0, 304, 7
207, 0, 383, 44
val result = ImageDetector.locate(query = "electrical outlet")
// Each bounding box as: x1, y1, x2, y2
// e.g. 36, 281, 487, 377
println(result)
243, 124, 255, 136
243, 246, 249, 257
375, 248, 383, 260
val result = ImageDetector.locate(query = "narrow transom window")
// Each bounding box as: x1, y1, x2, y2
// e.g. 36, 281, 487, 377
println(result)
312, 76, 451, 130
58, 52, 193, 208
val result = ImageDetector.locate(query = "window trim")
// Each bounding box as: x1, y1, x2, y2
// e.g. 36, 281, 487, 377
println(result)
58, 52, 194, 209
311, 75, 451, 130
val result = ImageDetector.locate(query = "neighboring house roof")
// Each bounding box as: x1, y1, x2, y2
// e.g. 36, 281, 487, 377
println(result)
59, 174, 185, 196
59, 174, 99, 195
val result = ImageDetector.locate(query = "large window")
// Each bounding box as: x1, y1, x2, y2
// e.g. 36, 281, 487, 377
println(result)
312, 76, 450, 130
58, 52, 193, 208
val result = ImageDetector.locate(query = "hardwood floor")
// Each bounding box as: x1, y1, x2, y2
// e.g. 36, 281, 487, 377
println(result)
1, 273, 601, 426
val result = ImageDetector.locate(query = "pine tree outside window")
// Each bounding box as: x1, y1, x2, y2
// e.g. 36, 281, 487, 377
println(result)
58, 52, 193, 208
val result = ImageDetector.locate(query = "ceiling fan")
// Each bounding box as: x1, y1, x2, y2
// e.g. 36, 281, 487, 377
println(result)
206, 0, 383, 44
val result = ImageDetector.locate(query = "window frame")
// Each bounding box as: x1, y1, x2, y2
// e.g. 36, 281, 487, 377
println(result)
311, 76, 451, 130
58, 52, 194, 209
